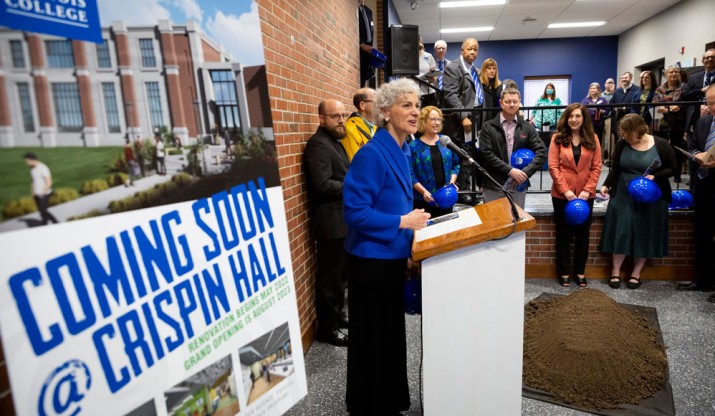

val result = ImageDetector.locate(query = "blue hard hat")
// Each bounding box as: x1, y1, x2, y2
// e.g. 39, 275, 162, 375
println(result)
627, 177, 662, 204
430, 184, 458, 209
511, 148, 535, 170
669, 190, 694, 210
565, 199, 590, 226
369, 48, 387, 69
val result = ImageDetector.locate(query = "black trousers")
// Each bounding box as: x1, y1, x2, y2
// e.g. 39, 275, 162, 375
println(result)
552, 197, 594, 276
34, 195, 58, 225
693, 176, 715, 288
315, 238, 346, 331
346, 253, 409, 415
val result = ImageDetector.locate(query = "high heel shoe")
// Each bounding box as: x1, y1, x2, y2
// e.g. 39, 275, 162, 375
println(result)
559, 276, 570, 287
608, 276, 621, 289
576, 276, 587, 287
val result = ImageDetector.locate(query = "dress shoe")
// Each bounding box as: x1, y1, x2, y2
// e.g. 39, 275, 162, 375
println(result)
708, 294, 715, 303
317, 328, 348, 347
676, 282, 715, 292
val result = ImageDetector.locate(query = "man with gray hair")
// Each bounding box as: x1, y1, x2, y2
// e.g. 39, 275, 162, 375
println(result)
433, 40, 450, 94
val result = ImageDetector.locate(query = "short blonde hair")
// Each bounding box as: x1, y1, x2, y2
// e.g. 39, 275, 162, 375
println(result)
417, 106, 442, 134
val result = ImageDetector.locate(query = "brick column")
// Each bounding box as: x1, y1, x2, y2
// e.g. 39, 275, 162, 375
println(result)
113, 21, 140, 138
0, 55, 14, 146
27, 34, 56, 146
73, 40, 99, 146
158, 20, 188, 144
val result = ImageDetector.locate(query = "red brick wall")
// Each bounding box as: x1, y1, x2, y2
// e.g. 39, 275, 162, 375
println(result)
241, 65, 272, 128
202, 39, 222, 63
256, 0, 359, 348
525, 216, 695, 280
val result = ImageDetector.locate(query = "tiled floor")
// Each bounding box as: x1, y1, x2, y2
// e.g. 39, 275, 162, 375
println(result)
285, 279, 715, 416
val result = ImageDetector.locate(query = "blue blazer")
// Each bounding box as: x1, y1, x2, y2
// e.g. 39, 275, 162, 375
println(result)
344, 128, 414, 259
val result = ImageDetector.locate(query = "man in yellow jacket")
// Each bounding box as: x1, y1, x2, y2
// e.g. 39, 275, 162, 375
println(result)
342, 88, 377, 161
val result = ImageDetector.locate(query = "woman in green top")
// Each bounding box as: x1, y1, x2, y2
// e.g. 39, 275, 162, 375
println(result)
531, 83, 563, 131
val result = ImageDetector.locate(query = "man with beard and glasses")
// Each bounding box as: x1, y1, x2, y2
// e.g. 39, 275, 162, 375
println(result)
304, 99, 351, 346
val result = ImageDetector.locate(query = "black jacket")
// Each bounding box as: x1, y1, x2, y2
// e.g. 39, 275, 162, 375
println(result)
304, 126, 349, 239
479, 116, 547, 188
602, 135, 676, 202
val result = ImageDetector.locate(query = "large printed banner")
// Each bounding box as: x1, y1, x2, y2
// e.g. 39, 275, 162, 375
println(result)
0, 180, 307, 415
0, 0, 102, 43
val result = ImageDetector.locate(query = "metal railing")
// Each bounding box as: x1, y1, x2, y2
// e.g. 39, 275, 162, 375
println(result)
439, 100, 704, 192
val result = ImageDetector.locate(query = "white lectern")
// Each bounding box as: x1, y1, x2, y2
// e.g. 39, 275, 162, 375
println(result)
412, 198, 535, 416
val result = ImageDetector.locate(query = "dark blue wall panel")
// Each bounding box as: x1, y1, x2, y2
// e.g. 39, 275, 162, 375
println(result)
427, 36, 619, 104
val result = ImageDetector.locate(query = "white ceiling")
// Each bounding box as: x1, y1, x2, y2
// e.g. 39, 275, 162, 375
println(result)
394, 0, 683, 43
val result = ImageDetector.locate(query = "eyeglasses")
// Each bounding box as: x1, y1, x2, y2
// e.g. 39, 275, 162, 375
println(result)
703, 56, 715, 61
322, 113, 350, 120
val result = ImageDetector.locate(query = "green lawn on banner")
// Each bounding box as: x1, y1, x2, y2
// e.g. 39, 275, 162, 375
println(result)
0, 147, 124, 220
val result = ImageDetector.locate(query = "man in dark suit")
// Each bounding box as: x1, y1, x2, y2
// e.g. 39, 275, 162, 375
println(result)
304, 99, 350, 345
358, 0, 374, 87
684, 48, 715, 135
443, 37, 483, 190
611, 71, 641, 121
433, 40, 450, 106
678, 85, 715, 300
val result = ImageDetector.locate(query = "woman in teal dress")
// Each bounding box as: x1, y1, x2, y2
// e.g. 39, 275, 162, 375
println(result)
599, 114, 676, 289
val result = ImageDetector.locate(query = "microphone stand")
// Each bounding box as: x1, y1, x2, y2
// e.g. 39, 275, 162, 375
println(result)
440, 136, 522, 224
462, 158, 522, 224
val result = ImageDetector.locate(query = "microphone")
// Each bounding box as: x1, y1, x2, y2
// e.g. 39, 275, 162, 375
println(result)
439, 135, 523, 223
439, 135, 478, 166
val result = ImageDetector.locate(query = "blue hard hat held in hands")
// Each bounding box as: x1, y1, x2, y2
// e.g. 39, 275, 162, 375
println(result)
565, 199, 590, 226
668, 190, 694, 210
511, 148, 535, 170
627, 177, 661, 204
429, 184, 458, 209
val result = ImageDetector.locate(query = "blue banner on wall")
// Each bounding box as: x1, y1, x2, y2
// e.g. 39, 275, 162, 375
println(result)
0, 0, 102, 43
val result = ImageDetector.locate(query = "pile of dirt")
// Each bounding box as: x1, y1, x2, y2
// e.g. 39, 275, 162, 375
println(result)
523, 289, 667, 410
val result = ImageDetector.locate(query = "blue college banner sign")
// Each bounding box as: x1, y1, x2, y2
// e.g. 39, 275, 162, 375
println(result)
0, 0, 102, 43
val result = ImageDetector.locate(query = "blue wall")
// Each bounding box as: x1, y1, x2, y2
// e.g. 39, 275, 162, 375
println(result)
426, 36, 619, 104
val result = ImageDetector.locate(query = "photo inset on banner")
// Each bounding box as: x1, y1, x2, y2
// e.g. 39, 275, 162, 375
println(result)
239, 322, 294, 405
164, 355, 239, 416
0, 0, 276, 234
126, 399, 158, 416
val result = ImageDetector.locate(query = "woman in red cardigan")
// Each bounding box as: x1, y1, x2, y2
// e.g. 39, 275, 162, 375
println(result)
548, 103, 602, 287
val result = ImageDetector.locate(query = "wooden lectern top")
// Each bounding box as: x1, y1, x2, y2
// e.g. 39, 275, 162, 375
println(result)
411, 197, 536, 261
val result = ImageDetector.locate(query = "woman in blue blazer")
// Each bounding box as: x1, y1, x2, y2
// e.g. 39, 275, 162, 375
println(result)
344, 78, 430, 415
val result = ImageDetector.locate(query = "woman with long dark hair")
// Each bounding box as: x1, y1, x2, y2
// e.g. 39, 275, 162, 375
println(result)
639, 70, 657, 129
548, 103, 602, 287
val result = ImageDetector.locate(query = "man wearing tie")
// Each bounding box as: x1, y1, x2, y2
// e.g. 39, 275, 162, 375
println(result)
358, 0, 374, 87
443, 38, 483, 190
678, 85, 715, 301
433, 40, 450, 105
684, 48, 715, 138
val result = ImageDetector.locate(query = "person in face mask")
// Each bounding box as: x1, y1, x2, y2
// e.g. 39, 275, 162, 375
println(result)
531, 83, 563, 132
